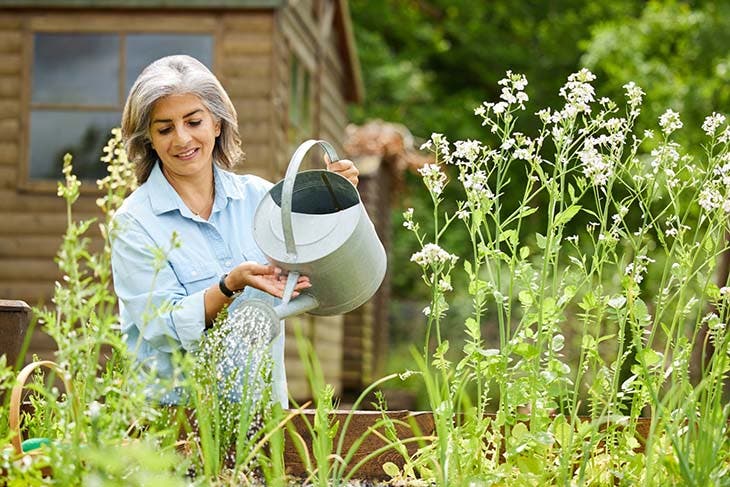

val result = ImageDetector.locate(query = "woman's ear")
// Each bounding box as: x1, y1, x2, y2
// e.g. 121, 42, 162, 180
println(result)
215, 120, 222, 138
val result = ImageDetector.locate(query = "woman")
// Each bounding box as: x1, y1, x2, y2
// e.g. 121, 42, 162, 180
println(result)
111, 55, 358, 406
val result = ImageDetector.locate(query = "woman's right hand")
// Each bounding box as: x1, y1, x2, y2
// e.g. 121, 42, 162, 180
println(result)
226, 262, 311, 299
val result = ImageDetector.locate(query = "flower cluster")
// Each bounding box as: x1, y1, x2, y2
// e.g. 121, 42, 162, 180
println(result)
579, 143, 613, 187
410, 243, 458, 267
558, 68, 597, 116
97, 127, 138, 216
450, 139, 483, 166
659, 109, 683, 135
417, 163, 448, 196
697, 154, 730, 213
474, 70, 529, 123
702, 112, 726, 137
623, 81, 645, 110
624, 255, 655, 285
402, 207, 416, 230
419, 132, 450, 158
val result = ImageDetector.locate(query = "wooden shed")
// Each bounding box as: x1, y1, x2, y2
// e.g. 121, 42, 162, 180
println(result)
0, 0, 368, 401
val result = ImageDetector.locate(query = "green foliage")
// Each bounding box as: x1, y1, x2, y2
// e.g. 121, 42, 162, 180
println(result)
349, 0, 640, 140
583, 1, 730, 154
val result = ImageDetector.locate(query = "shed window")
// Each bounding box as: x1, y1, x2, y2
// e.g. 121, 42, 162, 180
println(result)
28, 33, 213, 183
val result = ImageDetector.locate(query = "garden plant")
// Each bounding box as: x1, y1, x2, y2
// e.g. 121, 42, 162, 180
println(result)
0, 68, 729, 486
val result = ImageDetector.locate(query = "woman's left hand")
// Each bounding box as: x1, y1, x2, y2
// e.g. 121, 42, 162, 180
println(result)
326, 156, 359, 187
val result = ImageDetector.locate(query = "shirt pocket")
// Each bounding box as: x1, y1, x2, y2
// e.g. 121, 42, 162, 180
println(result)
172, 261, 217, 294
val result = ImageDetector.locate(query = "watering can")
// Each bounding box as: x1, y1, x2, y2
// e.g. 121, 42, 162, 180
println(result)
252, 139, 387, 319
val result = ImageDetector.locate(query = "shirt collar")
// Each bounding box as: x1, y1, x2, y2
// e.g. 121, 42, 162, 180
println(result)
148, 162, 183, 216
148, 161, 246, 216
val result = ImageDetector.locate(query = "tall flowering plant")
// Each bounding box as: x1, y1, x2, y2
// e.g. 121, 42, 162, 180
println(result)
399, 69, 730, 485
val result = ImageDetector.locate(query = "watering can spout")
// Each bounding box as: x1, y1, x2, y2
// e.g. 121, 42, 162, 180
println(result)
273, 294, 319, 320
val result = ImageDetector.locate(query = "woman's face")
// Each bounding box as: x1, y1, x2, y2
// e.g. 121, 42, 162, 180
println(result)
149, 93, 221, 179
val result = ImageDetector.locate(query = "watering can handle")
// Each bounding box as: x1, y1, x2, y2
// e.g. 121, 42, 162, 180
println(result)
281, 139, 340, 258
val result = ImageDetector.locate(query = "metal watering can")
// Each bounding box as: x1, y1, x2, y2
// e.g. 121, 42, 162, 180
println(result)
252, 139, 387, 320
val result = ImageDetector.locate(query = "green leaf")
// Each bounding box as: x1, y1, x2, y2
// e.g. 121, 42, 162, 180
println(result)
465, 318, 480, 339
382, 462, 401, 478
499, 229, 517, 245
512, 422, 529, 440
554, 205, 582, 227
639, 348, 662, 367
513, 342, 538, 359
536, 232, 547, 250
520, 246, 530, 259
518, 290, 533, 307
519, 206, 538, 218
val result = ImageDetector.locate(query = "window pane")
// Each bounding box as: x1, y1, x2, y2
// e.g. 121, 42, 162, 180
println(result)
29, 110, 120, 181
125, 34, 213, 92
32, 34, 119, 106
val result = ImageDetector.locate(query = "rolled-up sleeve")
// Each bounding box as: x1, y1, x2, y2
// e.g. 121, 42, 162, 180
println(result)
111, 213, 205, 353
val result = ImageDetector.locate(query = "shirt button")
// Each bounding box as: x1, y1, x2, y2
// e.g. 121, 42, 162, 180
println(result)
225, 261, 232, 267
191, 270, 198, 277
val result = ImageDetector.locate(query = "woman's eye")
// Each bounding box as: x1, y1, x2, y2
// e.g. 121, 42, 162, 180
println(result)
189, 120, 202, 127
158, 127, 172, 135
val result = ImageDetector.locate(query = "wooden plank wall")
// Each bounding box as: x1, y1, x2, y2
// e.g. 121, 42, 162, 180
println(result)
0, 7, 359, 400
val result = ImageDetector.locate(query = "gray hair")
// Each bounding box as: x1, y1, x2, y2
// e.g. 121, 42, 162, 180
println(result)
121, 55, 243, 184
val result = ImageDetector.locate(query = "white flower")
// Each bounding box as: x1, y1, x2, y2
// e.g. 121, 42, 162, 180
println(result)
451, 139, 482, 165
579, 144, 613, 187
698, 187, 722, 212
536, 108, 552, 124
86, 401, 103, 419
559, 68, 597, 115
702, 112, 726, 136
623, 81, 645, 108
420, 133, 450, 158
422, 306, 431, 317
417, 163, 448, 196
659, 109, 683, 135
410, 243, 459, 267
500, 138, 515, 151
493, 102, 508, 114
624, 262, 647, 284
460, 170, 489, 192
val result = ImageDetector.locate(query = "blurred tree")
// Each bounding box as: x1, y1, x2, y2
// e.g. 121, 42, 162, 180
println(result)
349, 0, 640, 143
583, 0, 730, 152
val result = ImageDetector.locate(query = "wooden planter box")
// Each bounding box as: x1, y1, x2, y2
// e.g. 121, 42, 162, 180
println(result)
0, 299, 31, 369
283, 409, 435, 480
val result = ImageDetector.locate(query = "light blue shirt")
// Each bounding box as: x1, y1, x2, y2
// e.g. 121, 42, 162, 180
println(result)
111, 162, 287, 405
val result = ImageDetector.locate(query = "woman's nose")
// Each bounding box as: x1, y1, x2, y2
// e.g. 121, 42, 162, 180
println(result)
173, 126, 192, 146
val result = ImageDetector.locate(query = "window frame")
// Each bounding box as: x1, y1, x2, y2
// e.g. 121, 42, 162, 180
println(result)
19, 15, 219, 193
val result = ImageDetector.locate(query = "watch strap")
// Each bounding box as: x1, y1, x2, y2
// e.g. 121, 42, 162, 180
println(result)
219, 273, 236, 298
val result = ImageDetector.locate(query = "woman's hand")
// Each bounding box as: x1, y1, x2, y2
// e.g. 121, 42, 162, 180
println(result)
325, 155, 359, 187
227, 262, 311, 299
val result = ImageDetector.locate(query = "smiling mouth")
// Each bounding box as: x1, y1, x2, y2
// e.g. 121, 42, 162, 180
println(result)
176, 148, 199, 159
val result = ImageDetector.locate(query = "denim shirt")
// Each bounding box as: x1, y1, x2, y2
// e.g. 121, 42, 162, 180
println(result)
111, 162, 287, 406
